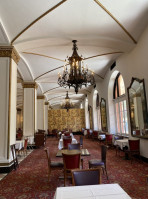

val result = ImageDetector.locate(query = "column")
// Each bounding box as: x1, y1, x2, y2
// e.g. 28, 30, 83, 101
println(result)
0, 46, 20, 172
23, 82, 37, 137
44, 102, 49, 134
37, 96, 45, 130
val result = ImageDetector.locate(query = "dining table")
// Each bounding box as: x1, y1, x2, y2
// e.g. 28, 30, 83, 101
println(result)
114, 139, 129, 150
56, 149, 90, 157
54, 183, 132, 199
15, 140, 24, 150
58, 137, 77, 150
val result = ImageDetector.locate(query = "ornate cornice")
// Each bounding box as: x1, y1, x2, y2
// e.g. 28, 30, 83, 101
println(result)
23, 82, 38, 89
45, 102, 49, 105
37, 95, 45, 100
0, 46, 20, 64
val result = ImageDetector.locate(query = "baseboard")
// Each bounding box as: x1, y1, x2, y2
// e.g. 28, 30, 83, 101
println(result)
141, 156, 148, 163
0, 163, 14, 173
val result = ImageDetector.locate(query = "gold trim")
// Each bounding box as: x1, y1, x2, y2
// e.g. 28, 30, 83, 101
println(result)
35, 52, 121, 81
35, 65, 64, 81
43, 86, 61, 94
11, 0, 68, 44
7, 59, 12, 159
0, 160, 14, 166
84, 52, 123, 60
0, 46, 20, 64
93, 0, 137, 44
17, 77, 23, 83
22, 52, 65, 62
37, 95, 45, 99
45, 102, 49, 105
23, 82, 38, 89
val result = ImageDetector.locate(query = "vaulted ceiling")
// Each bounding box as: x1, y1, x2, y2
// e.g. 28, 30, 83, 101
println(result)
0, 0, 148, 108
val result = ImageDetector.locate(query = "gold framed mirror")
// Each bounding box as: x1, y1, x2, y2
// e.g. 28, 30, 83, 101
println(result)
100, 98, 108, 131
127, 78, 148, 138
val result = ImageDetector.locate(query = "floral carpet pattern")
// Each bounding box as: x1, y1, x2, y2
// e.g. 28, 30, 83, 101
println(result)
0, 136, 148, 199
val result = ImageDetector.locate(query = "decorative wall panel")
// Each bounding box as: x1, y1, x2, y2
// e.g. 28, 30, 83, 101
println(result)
48, 109, 85, 132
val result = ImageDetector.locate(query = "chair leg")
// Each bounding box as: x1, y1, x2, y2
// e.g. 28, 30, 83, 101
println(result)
104, 165, 108, 180
64, 171, 66, 187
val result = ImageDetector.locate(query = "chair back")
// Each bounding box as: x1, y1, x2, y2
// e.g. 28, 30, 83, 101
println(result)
35, 133, 46, 147
64, 132, 70, 136
129, 139, 140, 151
92, 131, 98, 139
24, 138, 28, 149
72, 168, 101, 186
101, 145, 107, 163
105, 134, 113, 145
68, 143, 80, 150
63, 137, 72, 149
62, 153, 81, 170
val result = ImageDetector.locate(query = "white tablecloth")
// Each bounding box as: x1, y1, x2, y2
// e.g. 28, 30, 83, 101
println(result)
114, 139, 129, 150
54, 184, 131, 199
27, 136, 34, 144
58, 138, 77, 150
15, 140, 24, 150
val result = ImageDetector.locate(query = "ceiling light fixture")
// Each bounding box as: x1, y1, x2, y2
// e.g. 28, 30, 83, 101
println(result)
58, 40, 95, 94
61, 91, 74, 112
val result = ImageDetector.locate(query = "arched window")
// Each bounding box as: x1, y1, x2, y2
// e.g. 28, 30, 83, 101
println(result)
113, 73, 128, 134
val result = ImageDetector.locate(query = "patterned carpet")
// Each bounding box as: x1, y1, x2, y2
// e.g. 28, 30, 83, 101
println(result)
0, 136, 148, 199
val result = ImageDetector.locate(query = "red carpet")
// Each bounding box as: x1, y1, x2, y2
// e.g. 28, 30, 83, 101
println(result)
0, 136, 148, 199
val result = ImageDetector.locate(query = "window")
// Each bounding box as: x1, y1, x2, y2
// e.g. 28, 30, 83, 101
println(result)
114, 74, 128, 134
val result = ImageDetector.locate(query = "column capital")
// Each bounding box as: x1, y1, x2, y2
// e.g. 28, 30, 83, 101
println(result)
23, 82, 38, 89
45, 102, 49, 105
37, 95, 45, 100
0, 46, 20, 64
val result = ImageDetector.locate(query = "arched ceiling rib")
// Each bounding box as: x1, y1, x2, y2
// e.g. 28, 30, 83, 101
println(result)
0, 0, 147, 107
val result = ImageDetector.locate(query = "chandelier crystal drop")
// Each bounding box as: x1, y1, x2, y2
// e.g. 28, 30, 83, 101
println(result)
57, 40, 95, 94
61, 91, 74, 112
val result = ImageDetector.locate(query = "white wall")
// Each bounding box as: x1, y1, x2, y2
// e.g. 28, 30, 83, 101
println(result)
83, 25, 148, 158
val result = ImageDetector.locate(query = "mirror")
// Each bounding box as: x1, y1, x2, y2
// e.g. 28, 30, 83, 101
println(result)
100, 98, 108, 131
127, 78, 148, 138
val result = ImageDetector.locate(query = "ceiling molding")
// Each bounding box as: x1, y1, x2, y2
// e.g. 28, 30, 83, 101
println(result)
35, 52, 122, 81
34, 65, 64, 81
84, 51, 123, 60
48, 94, 83, 102
22, 52, 65, 62
43, 86, 61, 94
11, 0, 68, 44
93, 0, 137, 44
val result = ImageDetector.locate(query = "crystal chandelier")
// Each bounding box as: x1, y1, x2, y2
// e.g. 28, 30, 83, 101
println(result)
58, 40, 95, 94
61, 91, 74, 111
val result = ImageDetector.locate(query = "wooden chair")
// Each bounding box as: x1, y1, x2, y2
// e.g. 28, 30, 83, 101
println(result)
125, 139, 140, 163
71, 168, 101, 186
35, 133, 46, 148
89, 145, 108, 179
10, 144, 19, 170
20, 138, 28, 156
62, 152, 81, 186
105, 134, 113, 147
68, 143, 83, 168
92, 131, 99, 140
63, 137, 72, 149
44, 148, 63, 181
